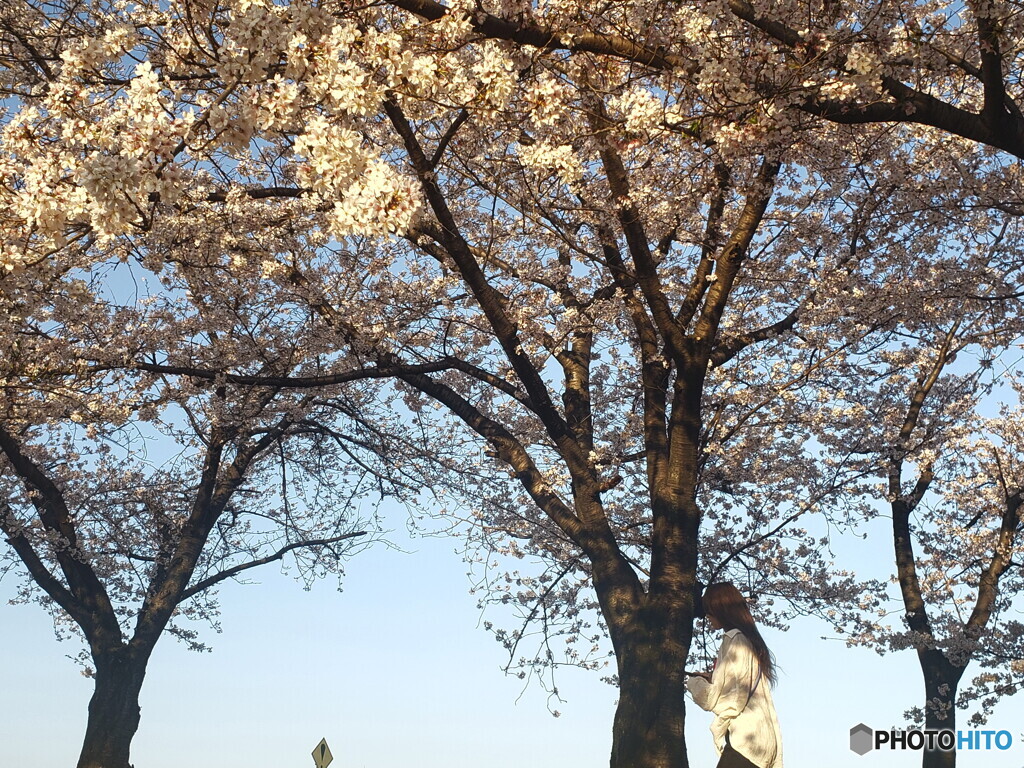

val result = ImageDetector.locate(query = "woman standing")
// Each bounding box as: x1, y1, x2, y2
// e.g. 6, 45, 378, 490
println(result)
686, 582, 783, 768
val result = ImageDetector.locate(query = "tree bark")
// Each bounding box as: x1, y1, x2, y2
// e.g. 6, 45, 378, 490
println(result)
609, 626, 691, 768
920, 654, 965, 768
602, 350, 703, 768
77, 647, 149, 768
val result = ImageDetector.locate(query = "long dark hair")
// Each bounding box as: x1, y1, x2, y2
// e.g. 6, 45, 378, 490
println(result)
702, 582, 777, 686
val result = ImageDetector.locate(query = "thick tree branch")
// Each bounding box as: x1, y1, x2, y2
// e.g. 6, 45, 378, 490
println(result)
384, 97, 589, 470
0, 504, 89, 626
0, 20, 55, 81
385, 0, 684, 69
430, 108, 470, 168
692, 158, 781, 359
592, 113, 690, 365
965, 491, 1023, 635
710, 304, 800, 368
888, 321, 964, 649
678, 163, 730, 329
399, 367, 645, 628
969, 0, 1013, 128
385, 0, 1024, 159
0, 426, 122, 642
591, 222, 671, 479
726, 0, 1024, 158
134, 358, 470, 388
134, 411, 295, 647
894, 321, 963, 452
399, 369, 584, 540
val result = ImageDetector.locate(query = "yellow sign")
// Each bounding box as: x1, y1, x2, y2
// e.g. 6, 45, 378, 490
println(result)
312, 738, 333, 768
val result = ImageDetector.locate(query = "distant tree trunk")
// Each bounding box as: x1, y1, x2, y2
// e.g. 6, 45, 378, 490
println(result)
77, 647, 149, 768
920, 654, 965, 768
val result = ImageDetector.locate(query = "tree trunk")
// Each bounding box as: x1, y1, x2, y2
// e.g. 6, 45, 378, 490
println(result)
920, 655, 964, 768
77, 648, 148, 768
609, 630, 690, 768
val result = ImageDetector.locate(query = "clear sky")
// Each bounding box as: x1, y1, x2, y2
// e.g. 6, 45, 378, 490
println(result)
2, 502, 1023, 768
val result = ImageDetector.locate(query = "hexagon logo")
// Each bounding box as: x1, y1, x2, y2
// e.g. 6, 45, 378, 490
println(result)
850, 723, 874, 755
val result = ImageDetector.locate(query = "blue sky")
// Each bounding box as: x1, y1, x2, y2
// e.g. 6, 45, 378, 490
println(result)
3, 502, 1023, 768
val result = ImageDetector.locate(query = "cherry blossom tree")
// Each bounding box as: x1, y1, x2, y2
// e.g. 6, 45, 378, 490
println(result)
720, 0, 1024, 162
0, 5, 863, 768
384, 0, 1024, 163
0, 109, 407, 768
0, 237, 394, 768
816, 232, 1024, 768
3, 2, 1024, 768
366, 2, 1024, 764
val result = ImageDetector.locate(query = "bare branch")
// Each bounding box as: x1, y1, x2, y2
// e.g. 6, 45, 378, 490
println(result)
180, 531, 367, 601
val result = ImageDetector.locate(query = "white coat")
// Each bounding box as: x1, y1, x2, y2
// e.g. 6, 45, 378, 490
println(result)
686, 628, 783, 768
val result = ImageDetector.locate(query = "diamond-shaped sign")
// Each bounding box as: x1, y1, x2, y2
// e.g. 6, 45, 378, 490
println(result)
312, 738, 333, 768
